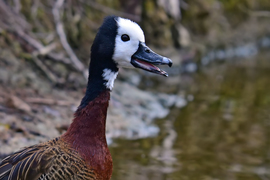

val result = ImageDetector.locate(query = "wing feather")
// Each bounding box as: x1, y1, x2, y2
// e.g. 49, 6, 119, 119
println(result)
0, 162, 12, 178
0, 138, 97, 180
0, 143, 50, 180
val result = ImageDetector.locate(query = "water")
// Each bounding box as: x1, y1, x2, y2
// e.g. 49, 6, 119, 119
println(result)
110, 52, 270, 180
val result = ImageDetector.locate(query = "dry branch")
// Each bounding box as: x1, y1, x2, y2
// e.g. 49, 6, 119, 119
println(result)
0, 0, 30, 30
15, 30, 44, 50
52, 0, 88, 79
31, 55, 59, 83
25, 97, 73, 106
12, 0, 22, 14
47, 53, 72, 65
0, 0, 86, 81
33, 42, 57, 56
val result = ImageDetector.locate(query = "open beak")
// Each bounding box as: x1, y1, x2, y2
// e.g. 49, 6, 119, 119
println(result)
131, 42, 173, 77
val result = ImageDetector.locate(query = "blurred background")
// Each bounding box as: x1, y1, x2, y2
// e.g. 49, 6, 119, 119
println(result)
0, 0, 270, 179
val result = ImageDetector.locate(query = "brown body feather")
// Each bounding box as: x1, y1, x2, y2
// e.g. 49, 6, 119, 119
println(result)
0, 91, 112, 180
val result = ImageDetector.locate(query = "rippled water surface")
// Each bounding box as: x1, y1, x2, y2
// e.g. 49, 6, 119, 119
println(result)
110, 52, 270, 180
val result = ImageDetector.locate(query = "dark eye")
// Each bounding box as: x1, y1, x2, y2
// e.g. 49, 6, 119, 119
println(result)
121, 34, 130, 42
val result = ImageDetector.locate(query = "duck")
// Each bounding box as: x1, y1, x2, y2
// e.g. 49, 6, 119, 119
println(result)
0, 16, 172, 180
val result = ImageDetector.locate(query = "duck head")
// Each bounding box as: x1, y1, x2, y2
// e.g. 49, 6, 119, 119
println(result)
80, 16, 173, 107
90, 16, 172, 77
87, 15, 172, 93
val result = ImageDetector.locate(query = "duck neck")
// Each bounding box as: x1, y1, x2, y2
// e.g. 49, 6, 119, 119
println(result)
62, 89, 112, 176
63, 89, 110, 146
62, 55, 118, 151
79, 61, 118, 109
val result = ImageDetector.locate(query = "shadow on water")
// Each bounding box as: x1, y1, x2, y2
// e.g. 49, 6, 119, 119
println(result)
110, 51, 270, 180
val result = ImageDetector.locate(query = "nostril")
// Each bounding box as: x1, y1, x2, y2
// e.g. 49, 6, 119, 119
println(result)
145, 49, 150, 53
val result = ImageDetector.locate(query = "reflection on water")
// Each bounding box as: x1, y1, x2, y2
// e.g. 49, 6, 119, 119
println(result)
110, 52, 270, 180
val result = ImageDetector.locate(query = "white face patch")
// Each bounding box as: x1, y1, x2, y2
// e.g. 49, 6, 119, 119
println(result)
112, 17, 145, 68
102, 69, 118, 90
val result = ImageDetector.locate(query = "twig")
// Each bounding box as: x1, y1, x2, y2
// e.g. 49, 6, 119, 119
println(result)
30, 55, 58, 83
0, 11, 74, 68
9, 27, 73, 66
25, 97, 73, 106
31, 0, 39, 18
33, 42, 57, 56
12, 0, 21, 14
46, 53, 72, 65
1, 0, 87, 82
0, 0, 30, 30
7, 26, 73, 66
15, 29, 44, 50
15, 30, 73, 66
0, 0, 86, 76
52, 0, 88, 79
